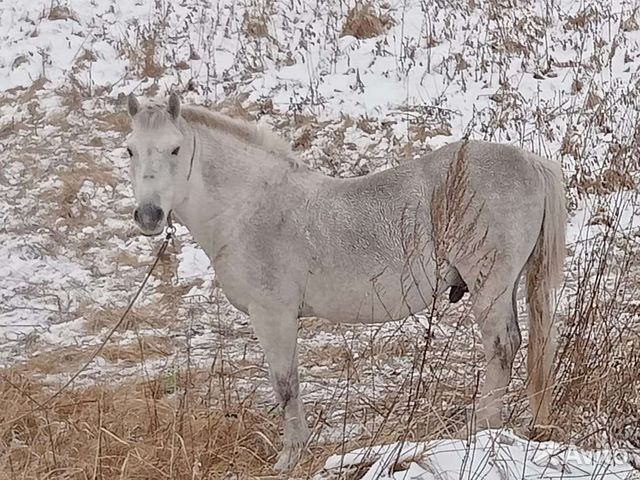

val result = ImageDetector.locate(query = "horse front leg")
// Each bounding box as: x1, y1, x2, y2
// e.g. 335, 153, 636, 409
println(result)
249, 304, 309, 471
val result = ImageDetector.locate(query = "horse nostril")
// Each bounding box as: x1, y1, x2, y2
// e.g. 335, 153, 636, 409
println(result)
134, 209, 141, 224
149, 205, 164, 223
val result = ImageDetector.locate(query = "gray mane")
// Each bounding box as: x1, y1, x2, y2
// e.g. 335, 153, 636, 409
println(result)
134, 100, 300, 167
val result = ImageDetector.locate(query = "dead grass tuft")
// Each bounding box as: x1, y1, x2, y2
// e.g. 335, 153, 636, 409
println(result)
571, 168, 636, 195
46, 161, 119, 228
10, 77, 49, 104
47, 5, 78, 22
121, 32, 165, 79
140, 34, 165, 78
18, 348, 87, 376
56, 84, 84, 111
622, 12, 640, 32
100, 337, 176, 364
83, 304, 164, 334
96, 111, 131, 133
565, 6, 597, 30
409, 123, 452, 143
243, 11, 269, 38
341, 3, 394, 39
73, 49, 97, 72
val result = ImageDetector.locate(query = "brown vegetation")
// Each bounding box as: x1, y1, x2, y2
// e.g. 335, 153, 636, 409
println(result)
47, 5, 78, 22
341, 3, 394, 39
0, 372, 281, 479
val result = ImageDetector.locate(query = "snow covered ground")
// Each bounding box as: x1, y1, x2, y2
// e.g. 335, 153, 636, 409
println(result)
1, 0, 639, 478
316, 430, 638, 480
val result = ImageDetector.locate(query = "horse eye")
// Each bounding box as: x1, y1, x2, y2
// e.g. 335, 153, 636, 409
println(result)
171, 146, 180, 155
126, 147, 133, 157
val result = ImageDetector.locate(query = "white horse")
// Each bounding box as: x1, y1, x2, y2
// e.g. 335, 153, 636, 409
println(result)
124, 93, 566, 471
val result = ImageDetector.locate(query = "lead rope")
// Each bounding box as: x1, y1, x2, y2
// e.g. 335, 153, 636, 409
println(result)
43, 215, 177, 406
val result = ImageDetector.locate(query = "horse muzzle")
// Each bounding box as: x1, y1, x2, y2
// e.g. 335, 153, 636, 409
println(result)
134, 203, 165, 236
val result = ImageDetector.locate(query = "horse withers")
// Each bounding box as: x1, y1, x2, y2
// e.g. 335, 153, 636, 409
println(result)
124, 93, 566, 471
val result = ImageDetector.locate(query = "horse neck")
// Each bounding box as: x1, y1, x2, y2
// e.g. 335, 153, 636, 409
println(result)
173, 124, 295, 250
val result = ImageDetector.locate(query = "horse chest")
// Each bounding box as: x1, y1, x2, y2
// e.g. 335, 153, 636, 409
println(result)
215, 277, 250, 314
206, 253, 252, 314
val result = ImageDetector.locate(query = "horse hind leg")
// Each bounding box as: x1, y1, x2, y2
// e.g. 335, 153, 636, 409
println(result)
466, 271, 522, 429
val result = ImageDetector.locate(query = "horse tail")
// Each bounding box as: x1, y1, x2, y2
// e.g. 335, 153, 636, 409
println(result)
525, 156, 566, 426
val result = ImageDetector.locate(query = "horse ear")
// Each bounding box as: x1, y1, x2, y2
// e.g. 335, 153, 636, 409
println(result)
168, 92, 181, 120
128, 93, 140, 117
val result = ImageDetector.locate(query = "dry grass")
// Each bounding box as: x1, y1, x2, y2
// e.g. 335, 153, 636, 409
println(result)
2, 355, 405, 480
100, 337, 176, 364
575, 168, 636, 195
139, 35, 165, 78
551, 226, 640, 449
0, 372, 281, 479
119, 30, 165, 79
0, 356, 463, 479
44, 162, 119, 228
95, 111, 131, 133
341, 3, 394, 39
82, 297, 183, 334
15, 348, 88, 376
2, 297, 638, 479
14, 337, 176, 377
243, 11, 270, 39
47, 5, 78, 22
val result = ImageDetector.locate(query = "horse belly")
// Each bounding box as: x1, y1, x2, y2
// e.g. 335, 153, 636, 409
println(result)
301, 270, 435, 323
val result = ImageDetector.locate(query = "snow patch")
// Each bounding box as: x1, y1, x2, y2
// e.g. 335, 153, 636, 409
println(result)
317, 430, 636, 480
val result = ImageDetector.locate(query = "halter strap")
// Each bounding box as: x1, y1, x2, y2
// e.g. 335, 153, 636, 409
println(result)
186, 134, 196, 182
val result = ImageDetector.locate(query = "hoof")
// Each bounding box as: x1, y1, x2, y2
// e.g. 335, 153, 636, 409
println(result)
274, 446, 302, 472
454, 410, 503, 438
